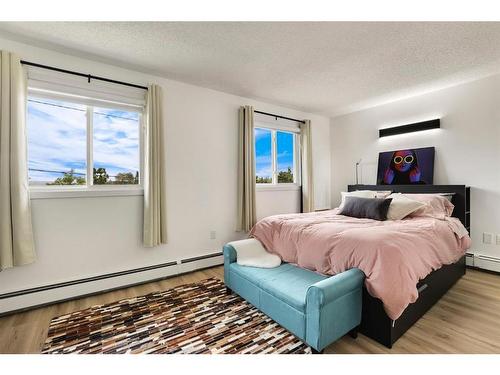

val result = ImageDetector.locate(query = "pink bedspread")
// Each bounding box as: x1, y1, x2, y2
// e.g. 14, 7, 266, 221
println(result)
250, 209, 471, 320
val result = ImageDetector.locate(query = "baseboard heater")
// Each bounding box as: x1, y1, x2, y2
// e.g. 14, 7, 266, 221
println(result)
469, 254, 500, 274
181, 252, 223, 264
0, 251, 222, 300
465, 252, 474, 266
477, 255, 500, 263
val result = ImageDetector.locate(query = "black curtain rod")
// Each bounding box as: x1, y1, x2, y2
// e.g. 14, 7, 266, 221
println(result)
20, 60, 148, 91
254, 110, 305, 124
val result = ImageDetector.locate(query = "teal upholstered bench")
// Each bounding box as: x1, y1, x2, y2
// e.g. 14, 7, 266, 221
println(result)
223, 244, 364, 353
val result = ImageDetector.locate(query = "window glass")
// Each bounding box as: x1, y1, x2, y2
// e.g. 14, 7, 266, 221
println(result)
27, 98, 87, 186
276, 131, 294, 183
255, 128, 273, 183
93, 107, 140, 185
27, 96, 142, 188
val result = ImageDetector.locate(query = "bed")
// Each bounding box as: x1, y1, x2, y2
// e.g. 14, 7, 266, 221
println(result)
250, 184, 471, 348
349, 184, 470, 348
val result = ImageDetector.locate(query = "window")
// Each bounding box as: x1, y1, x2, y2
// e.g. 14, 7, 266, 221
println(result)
255, 126, 299, 186
27, 95, 142, 189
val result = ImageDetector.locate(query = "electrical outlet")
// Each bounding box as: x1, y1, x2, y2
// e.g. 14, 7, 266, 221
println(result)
210, 230, 217, 240
496, 234, 500, 245
483, 232, 493, 244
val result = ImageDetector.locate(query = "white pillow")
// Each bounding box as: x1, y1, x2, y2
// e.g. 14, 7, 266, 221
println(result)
374, 190, 393, 199
339, 190, 377, 210
387, 193, 426, 220
403, 192, 454, 202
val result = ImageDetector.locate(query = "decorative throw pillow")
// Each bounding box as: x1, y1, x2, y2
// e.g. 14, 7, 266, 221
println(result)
339, 190, 377, 210
403, 194, 455, 218
439, 193, 455, 202
339, 197, 393, 221
386, 193, 426, 220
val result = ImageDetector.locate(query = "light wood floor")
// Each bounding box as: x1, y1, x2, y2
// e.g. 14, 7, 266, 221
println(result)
0, 266, 499, 354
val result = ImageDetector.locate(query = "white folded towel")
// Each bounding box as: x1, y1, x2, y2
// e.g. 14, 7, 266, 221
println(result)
227, 238, 281, 268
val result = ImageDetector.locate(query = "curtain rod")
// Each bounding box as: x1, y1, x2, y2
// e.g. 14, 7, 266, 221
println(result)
254, 110, 305, 124
20, 60, 149, 91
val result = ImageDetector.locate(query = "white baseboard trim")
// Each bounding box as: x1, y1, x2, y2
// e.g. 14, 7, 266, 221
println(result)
0, 254, 223, 316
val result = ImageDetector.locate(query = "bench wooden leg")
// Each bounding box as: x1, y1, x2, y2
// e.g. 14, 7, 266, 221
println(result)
348, 326, 359, 339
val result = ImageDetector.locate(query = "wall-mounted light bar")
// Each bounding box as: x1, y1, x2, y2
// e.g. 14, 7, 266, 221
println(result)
379, 119, 440, 138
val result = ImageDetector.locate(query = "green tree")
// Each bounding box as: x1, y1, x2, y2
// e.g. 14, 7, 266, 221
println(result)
48, 169, 86, 185
256, 176, 272, 183
115, 172, 136, 184
93, 167, 109, 185
277, 167, 294, 183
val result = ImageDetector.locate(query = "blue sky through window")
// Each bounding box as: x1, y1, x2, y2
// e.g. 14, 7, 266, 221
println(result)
27, 97, 140, 185
27, 98, 87, 184
255, 128, 272, 179
255, 127, 295, 183
277, 131, 294, 174
93, 107, 140, 182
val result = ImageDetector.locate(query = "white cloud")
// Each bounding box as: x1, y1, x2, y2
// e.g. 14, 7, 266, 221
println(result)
254, 128, 271, 140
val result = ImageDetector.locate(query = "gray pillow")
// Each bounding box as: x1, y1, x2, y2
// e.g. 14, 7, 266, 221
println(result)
339, 197, 393, 221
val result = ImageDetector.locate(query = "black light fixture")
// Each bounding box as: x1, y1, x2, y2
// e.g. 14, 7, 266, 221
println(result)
379, 119, 440, 138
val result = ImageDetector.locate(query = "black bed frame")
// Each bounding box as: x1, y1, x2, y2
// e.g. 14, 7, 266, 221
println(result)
347, 184, 470, 348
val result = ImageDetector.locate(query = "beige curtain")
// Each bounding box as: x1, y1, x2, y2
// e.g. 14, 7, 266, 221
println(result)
300, 120, 314, 213
143, 84, 167, 247
0, 51, 35, 270
237, 106, 256, 231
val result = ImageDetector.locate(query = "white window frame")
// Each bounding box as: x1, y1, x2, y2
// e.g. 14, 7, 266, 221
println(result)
255, 124, 301, 191
27, 91, 145, 199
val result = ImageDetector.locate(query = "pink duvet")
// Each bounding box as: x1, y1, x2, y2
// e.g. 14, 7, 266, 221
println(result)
250, 209, 471, 320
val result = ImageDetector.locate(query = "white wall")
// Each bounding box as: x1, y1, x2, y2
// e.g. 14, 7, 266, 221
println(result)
330, 74, 500, 258
256, 189, 301, 221
0, 36, 331, 299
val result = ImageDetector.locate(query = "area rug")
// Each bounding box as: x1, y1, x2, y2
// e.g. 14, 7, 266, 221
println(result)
42, 278, 311, 354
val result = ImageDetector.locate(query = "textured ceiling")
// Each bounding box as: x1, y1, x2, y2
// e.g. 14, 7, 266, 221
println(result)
2, 22, 500, 116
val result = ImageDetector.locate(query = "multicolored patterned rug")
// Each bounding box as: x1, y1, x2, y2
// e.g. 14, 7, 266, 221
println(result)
42, 278, 311, 354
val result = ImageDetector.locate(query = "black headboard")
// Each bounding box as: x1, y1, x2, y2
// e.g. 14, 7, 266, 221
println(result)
348, 185, 470, 230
